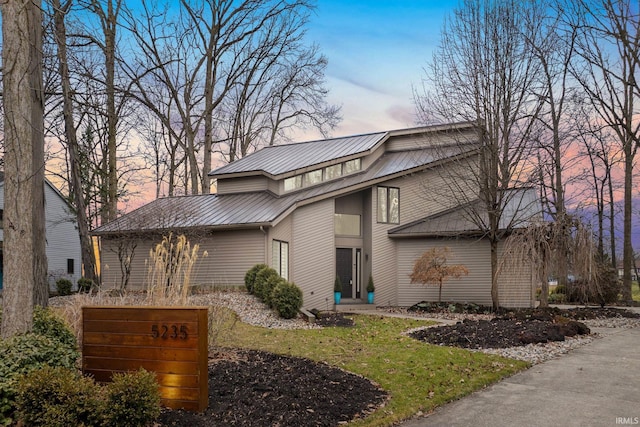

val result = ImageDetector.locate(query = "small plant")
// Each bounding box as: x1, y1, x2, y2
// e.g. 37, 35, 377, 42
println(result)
103, 369, 161, 427
263, 275, 286, 308
410, 247, 469, 303
56, 278, 73, 296
244, 264, 269, 295
272, 282, 303, 319
367, 276, 375, 293
32, 306, 78, 351
334, 275, 342, 293
77, 277, 94, 293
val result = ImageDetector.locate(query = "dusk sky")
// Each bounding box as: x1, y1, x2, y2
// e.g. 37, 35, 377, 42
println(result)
300, 0, 459, 138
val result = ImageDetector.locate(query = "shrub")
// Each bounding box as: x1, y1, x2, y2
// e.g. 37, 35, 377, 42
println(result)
272, 281, 303, 319
104, 369, 161, 427
16, 366, 101, 427
244, 264, 269, 295
0, 333, 79, 424
566, 265, 620, 305
254, 267, 279, 302
263, 275, 286, 308
77, 277, 94, 293
32, 306, 78, 351
56, 278, 73, 296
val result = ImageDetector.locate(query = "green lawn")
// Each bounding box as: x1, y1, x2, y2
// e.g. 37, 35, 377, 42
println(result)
633, 282, 639, 301
217, 313, 528, 427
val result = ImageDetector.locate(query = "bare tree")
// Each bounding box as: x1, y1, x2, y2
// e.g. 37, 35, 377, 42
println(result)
410, 247, 469, 303
568, 0, 640, 301
415, 0, 545, 309
1, 0, 48, 337
51, 0, 99, 286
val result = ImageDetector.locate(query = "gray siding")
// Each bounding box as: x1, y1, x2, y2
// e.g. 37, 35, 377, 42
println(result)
371, 188, 398, 306
100, 230, 265, 290
216, 176, 269, 194
386, 128, 477, 152
497, 239, 535, 308
290, 199, 335, 311
396, 239, 492, 306
269, 214, 293, 276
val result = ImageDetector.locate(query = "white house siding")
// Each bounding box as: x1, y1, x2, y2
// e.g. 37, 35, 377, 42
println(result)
0, 181, 82, 291
290, 199, 335, 311
43, 182, 83, 290
216, 176, 269, 194
396, 238, 492, 306
100, 229, 265, 290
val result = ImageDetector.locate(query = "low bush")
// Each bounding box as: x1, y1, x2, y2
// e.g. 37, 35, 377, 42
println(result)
77, 277, 94, 293
0, 307, 79, 425
103, 369, 161, 427
15, 367, 160, 427
16, 366, 101, 427
254, 267, 280, 302
262, 275, 286, 308
566, 266, 620, 305
271, 281, 303, 319
56, 278, 73, 296
244, 264, 269, 295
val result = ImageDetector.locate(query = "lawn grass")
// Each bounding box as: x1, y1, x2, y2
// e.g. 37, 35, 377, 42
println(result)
633, 282, 639, 302
217, 313, 529, 426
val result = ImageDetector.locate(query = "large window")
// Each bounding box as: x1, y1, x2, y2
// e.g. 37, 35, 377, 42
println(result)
272, 240, 289, 280
377, 186, 399, 224
334, 214, 361, 236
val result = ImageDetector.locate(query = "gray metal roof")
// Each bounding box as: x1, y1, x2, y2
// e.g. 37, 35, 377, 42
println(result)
210, 132, 387, 177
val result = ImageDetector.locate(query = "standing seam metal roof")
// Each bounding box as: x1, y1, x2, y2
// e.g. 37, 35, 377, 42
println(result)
209, 132, 387, 177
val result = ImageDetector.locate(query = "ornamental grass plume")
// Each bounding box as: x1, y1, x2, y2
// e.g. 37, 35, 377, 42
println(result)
145, 233, 208, 305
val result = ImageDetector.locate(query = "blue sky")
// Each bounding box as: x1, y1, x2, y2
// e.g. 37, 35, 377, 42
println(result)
303, 1, 459, 137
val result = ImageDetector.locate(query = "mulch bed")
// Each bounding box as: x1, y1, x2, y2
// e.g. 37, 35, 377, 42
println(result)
158, 348, 387, 427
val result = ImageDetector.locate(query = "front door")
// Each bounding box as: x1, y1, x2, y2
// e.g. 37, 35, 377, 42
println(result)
336, 248, 353, 298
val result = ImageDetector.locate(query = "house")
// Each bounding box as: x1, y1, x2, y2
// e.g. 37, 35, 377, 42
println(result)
94, 122, 540, 308
0, 172, 83, 291
617, 258, 639, 282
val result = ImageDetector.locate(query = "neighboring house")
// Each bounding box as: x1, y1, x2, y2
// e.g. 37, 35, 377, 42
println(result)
0, 172, 83, 291
94, 122, 540, 308
617, 258, 639, 282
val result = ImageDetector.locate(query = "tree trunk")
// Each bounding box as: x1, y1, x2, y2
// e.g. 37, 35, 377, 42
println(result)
53, 0, 99, 286
105, 0, 118, 223
621, 148, 633, 301
1, 0, 48, 337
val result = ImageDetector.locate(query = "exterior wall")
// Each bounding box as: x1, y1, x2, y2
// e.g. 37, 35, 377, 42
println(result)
290, 199, 335, 311
386, 128, 477, 152
269, 214, 293, 278
396, 238, 492, 306
395, 238, 534, 308
100, 229, 265, 290
0, 181, 82, 291
43, 183, 83, 290
216, 176, 269, 194
370, 188, 398, 306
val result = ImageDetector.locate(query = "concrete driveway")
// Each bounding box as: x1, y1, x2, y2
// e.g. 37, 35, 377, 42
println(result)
401, 326, 640, 427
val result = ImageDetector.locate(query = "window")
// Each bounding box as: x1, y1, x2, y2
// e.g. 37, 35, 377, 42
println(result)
0, 209, 3, 229
377, 186, 399, 224
67, 258, 75, 275
284, 175, 303, 192
272, 240, 289, 280
334, 214, 361, 236
344, 158, 361, 174
304, 169, 323, 186
324, 164, 342, 180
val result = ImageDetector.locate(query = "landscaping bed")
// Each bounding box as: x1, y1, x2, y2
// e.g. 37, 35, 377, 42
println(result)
158, 349, 387, 427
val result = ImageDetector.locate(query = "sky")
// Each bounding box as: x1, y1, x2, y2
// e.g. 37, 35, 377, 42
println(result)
298, 0, 459, 139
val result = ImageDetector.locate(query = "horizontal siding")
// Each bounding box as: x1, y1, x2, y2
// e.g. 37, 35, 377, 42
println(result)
291, 199, 335, 311
216, 176, 269, 194
386, 128, 477, 152
371, 188, 398, 306
396, 238, 492, 306
100, 230, 265, 291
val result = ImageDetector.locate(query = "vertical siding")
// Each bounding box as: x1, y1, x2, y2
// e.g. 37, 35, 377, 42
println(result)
290, 199, 335, 311
100, 230, 265, 291
396, 238, 492, 306
497, 239, 535, 308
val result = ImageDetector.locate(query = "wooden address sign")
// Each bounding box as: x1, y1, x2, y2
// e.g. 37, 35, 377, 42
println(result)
82, 306, 209, 411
